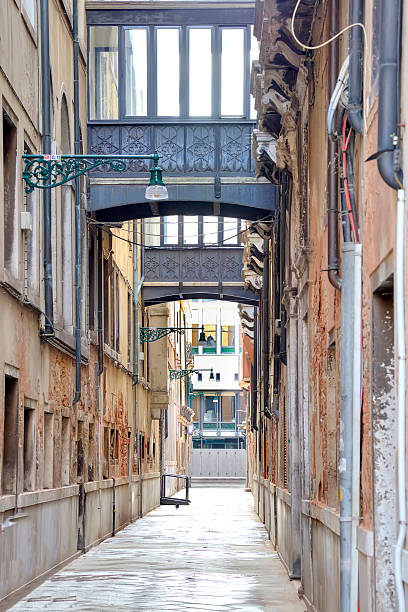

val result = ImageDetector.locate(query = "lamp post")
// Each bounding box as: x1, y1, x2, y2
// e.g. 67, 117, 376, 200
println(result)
22, 151, 168, 200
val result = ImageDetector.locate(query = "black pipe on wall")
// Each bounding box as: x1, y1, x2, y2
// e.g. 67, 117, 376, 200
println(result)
73, 0, 82, 404
40, 0, 53, 336
328, 0, 342, 291
262, 239, 272, 419
348, 0, 364, 134
97, 227, 104, 376
377, 0, 403, 189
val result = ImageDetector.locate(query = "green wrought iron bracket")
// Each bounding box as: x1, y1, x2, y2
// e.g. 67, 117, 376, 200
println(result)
170, 369, 201, 381
140, 326, 190, 343
140, 325, 206, 343
170, 368, 214, 381
22, 152, 161, 193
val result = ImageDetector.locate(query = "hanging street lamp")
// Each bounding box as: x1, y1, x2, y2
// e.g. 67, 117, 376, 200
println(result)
22, 151, 168, 201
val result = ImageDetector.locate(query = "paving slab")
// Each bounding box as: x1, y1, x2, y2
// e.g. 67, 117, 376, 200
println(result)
10, 487, 305, 611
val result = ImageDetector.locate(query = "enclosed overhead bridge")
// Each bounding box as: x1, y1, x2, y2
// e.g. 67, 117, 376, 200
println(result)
86, 1, 277, 304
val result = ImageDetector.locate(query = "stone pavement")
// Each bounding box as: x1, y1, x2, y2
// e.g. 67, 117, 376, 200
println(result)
10, 487, 305, 611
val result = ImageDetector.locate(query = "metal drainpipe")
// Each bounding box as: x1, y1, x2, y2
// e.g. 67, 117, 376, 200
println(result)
348, 0, 364, 133
262, 239, 271, 419
133, 222, 143, 517
40, 0, 53, 336
328, 0, 342, 291
72, 0, 81, 404
377, 0, 403, 189
97, 227, 103, 376
339, 243, 362, 612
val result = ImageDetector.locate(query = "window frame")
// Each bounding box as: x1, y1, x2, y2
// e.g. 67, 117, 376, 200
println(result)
154, 216, 239, 247
88, 23, 252, 123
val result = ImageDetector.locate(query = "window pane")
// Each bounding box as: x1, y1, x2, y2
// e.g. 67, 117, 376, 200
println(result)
203, 216, 218, 244
221, 394, 235, 422
125, 29, 147, 116
89, 27, 118, 120
157, 29, 180, 116
250, 26, 259, 119
144, 218, 160, 246
183, 216, 198, 244
189, 29, 212, 116
203, 324, 216, 354
221, 29, 244, 116
204, 396, 217, 422
192, 323, 199, 354
221, 325, 235, 353
163, 216, 178, 244
223, 217, 238, 244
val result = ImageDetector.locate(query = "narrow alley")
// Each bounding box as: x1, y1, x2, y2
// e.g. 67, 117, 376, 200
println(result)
8, 487, 303, 611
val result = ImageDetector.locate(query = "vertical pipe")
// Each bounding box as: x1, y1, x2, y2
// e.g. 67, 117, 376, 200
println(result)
95, 362, 103, 539
73, 0, 81, 403
328, 0, 342, 291
348, 0, 364, 133
97, 227, 103, 375
262, 239, 271, 418
40, 0, 53, 336
132, 221, 143, 517
339, 243, 362, 612
395, 189, 406, 611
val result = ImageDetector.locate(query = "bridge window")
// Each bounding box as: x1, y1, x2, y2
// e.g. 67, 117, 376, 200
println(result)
189, 28, 212, 117
89, 26, 119, 120
221, 28, 244, 116
125, 28, 148, 117
183, 216, 198, 244
203, 324, 217, 354
88, 24, 253, 121
157, 28, 180, 117
143, 216, 244, 247
163, 216, 179, 245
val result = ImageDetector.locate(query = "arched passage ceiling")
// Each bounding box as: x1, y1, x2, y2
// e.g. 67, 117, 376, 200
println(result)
88, 182, 278, 222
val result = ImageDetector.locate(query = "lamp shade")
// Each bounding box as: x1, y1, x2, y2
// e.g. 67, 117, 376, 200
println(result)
145, 164, 168, 200
209, 368, 215, 380
198, 326, 207, 346
206, 334, 216, 348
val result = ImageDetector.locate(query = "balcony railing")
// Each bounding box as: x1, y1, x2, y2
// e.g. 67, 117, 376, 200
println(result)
88, 121, 255, 177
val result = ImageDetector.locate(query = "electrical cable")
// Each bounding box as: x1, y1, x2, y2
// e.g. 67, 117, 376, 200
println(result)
87, 215, 274, 250
342, 113, 359, 243
290, 0, 366, 52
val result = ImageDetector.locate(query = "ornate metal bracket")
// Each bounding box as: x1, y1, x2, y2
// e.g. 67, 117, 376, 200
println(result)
140, 327, 188, 343
170, 369, 201, 381
22, 152, 160, 193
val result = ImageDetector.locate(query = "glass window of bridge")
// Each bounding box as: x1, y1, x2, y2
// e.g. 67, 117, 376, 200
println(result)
157, 28, 180, 116
189, 28, 212, 117
183, 216, 199, 244
223, 218, 238, 244
89, 26, 119, 120
88, 24, 253, 122
221, 28, 244, 116
203, 217, 218, 245
125, 28, 148, 117
163, 216, 179, 245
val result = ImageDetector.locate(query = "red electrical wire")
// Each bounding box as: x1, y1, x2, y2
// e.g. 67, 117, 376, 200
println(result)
342, 113, 359, 243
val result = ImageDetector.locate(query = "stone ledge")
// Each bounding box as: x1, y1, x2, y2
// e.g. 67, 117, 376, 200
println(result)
357, 527, 374, 557
17, 485, 80, 509
302, 499, 340, 537
277, 487, 291, 507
